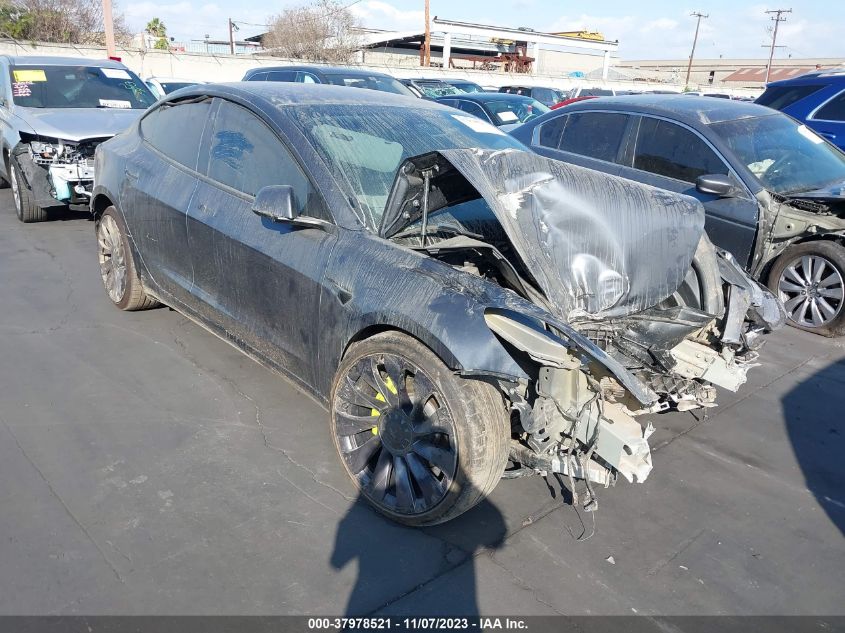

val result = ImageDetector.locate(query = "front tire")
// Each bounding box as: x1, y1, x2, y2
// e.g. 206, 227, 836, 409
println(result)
331, 331, 510, 526
97, 206, 159, 311
768, 241, 845, 337
10, 160, 47, 223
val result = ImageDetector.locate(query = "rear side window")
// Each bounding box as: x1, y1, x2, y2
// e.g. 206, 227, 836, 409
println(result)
756, 84, 825, 110
141, 100, 212, 170
537, 114, 568, 149
246, 72, 268, 81
556, 112, 628, 162
205, 100, 321, 218
812, 91, 845, 122
266, 70, 297, 82
580, 88, 613, 97
457, 100, 490, 122
634, 117, 728, 182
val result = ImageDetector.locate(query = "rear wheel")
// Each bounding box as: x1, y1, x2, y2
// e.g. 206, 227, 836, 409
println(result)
768, 241, 845, 337
97, 206, 159, 311
330, 332, 510, 526
10, 161, 47, 223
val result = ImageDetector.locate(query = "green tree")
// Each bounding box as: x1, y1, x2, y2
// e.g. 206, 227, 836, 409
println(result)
145, 17, 165, 37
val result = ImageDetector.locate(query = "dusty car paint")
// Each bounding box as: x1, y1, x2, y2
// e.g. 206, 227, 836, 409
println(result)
92, 83, 783, 512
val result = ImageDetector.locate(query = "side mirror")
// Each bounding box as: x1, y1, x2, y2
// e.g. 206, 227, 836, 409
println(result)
696, 174, 738, 197
252, 185, 296, 222
252, 185, 326, 228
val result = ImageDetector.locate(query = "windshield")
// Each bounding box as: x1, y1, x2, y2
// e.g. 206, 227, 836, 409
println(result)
324, 73, 413, 96
452, 82, 483, 93
10, 65, 157, 109
710, 114, 845, 194
287, 104, 524, 229
478, 97, 550, 126
160, 81, 197, 94
415, 82, 462, 97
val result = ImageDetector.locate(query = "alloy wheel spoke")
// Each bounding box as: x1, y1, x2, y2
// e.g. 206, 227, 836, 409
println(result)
819, 272, 842, 289
784, 265, 805, 286
343, 434, 381, 475
813, 259, 827, 283
367, 356, 398, 408
810, 299, 825, 326
383, 356, 412, 410
412, 439, 456, 474
816, 297, 837, 318
798, 297, 812, 324
334, 409, 378, 436
800, 256, 814, 284
783, 294, 805, 313
340, 374, 387, 412
405, 452, 445, 506
778, 280, 804, 294
393, 456, 415, 511
368, 448, 392, 501
818, 286, 843, 300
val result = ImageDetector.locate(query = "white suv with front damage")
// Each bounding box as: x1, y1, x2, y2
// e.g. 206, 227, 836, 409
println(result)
0, 55, 157, 222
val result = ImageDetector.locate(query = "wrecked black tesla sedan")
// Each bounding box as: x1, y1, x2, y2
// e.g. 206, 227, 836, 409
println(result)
91, 83, 783, 525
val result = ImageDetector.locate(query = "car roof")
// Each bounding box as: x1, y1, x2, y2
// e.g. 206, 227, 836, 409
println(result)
501, 85, 559, 90
558, 94, 777, 124
2, 55, 129, 68
766, 70, 845, 86
167, 81, 438, 112
249, 65, 394, 78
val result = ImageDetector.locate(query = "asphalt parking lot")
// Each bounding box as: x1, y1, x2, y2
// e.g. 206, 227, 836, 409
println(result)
1, 189, 843, 617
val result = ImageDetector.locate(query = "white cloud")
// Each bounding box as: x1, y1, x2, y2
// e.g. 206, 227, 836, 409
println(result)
350, 0, 425, 30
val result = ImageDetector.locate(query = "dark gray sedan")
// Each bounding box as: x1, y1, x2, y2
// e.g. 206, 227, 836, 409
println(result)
510, 95, 845, 336
91, 83, 780, 525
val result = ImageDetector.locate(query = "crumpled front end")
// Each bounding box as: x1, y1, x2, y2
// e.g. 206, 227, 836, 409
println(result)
385, 148, 784, 507
13, 134, 109, 207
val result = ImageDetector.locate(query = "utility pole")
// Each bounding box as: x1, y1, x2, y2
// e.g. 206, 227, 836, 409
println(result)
684, 11, 708, 89
228, 17, 235, 55
423, 0, 431, 67
764, 8, 791, 84
102, 0, 116, 58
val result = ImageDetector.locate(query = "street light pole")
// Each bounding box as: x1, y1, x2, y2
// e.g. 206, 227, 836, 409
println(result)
102, 0, 116, 58
423, 0, 431, 67
228, 17, 235, 55
764, 9, 792, 85
684, 11, 708, 89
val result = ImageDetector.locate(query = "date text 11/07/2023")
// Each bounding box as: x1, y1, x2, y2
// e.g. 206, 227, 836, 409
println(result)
307, 617, 529, 630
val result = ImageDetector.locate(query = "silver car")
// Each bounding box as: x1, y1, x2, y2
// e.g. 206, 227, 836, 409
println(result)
0, 55, 157, 222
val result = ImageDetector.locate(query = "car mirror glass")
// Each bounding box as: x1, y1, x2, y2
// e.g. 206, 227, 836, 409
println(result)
252, 185, 326, 229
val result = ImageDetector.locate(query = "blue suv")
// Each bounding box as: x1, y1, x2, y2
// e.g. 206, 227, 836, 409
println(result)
756, 70, 845, 150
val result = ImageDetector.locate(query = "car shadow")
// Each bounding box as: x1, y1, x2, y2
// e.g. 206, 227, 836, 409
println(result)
330, 467, 507, 617
782, 357, 845, 536
46, 205, 92, 222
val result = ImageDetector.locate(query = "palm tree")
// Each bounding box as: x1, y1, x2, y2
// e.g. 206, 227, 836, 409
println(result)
145, 18, 166, 38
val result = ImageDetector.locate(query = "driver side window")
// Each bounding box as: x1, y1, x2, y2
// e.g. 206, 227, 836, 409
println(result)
204, 100, 327, 219
634, 117, 729, 183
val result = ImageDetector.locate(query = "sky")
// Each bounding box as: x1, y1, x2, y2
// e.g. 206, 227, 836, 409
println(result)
121, 0, 844, 60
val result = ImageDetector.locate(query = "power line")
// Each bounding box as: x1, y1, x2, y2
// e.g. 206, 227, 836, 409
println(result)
684, 11, 708, 89
764, 8, 792, 84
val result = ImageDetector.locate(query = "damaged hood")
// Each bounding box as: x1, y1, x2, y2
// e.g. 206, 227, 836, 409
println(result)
780, 181, 845, 218
15, 107, 143, 142
441, 148, 706, 321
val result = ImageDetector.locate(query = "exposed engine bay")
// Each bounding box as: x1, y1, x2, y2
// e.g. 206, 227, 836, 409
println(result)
16, 133, 108, 205
386, 150, 785, 509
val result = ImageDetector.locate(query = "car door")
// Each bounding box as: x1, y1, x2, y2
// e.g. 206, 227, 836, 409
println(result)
530, 110, 632, 176
807, 89, 845, 150
617, 115, 759, 267
123, 98, 212, 303
186, 98, 337, 386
